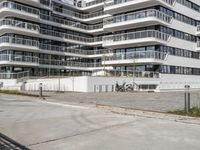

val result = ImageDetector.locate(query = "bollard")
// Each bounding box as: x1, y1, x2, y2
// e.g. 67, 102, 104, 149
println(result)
184, 85, 190, 113
39, 83, 43, 97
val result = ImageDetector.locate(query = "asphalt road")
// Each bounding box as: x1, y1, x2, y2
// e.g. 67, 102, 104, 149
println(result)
0, 94, 200, 150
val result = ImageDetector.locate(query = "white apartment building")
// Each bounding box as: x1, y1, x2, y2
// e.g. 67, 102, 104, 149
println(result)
1, 0, 200, 92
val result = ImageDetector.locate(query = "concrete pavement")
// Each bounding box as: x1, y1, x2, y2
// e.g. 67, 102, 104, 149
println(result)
0, 94, 200, 150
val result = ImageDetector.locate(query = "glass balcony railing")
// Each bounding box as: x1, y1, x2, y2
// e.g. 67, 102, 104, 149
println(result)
85, 0, 105, 7
0, 36, 39, 47
104, 9, 172, 25
39, 44, 109, 55
0, 54, 39, 64
0, 19, 40, 31
0, 36, 108, 56
104, 0, 176, 7
0, 1, 40, 16
53, 5, 104, 19
0, 54, 102, 68
95, 70, 160, 78
104, 51, 167, 61
40, 28, 103, 43
103, 30, 171, 43
0, 71, 30, 79
40, 13, 103, 31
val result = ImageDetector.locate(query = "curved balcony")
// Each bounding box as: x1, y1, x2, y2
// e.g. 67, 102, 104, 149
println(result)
40, 13, 104, 35
0, 1, 40, 21
104, 0, 176, 14
52, 6, 110, 23
39, 44, 110, 58
0, 36, 39, 51
0, 19, 40, 36
104, 9, 173, 32
103, 30, 171, 48
14, 0, 51, 8
40, 29, 103, 46
102, 51, 168, 65
0, 54, 39, 67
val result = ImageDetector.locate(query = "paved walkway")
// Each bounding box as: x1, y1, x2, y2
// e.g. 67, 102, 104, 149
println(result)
43, 91, 200, 112
0, 94, 200, 150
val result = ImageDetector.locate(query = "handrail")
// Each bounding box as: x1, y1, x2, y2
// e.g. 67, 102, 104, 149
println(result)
0, 54, 103, 68
0, 1, 39, 15
40, 13, 103, 31
53, 5, 104, 19
0, 54, 39, 64
0, 19, 40, 31
0, 36, 39, 47
40, 28, 103, 43
103, 9, 172, 25
0, 36, 108, 55
104, 0, 176, 7
104, 51, 167, 61
0, 71, 30, 79
103, 30, 171, 42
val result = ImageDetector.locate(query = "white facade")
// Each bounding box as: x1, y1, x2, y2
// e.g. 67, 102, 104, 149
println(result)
1, 0, 200, 92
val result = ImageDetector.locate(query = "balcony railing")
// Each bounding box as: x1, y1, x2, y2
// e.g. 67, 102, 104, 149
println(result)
0, 36, 107, 56
104, 51, 167, 61
85, 0, 105, 7
39, 59, 102, 68
0, 36, 39, 47
104, 9, 172, 25
94, 69, 160, 78
0, 71, 29, 79
40, 28, 102, 43
0, 54, 102, 68
40, 13, 103, 31
53, 6, 104, 19
0, 54, 39, 64
103, 30, 171, 43
39, 44, 109, 55
104, 0, 176, 7
0, 19, 40, 31
0, 1, 39, 15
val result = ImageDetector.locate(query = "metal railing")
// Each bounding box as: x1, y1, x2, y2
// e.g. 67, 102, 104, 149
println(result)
104, 51, 167, 61
39, 44, 109, 55
0, 54, 103, 68
103, 9, 172, 25
0, 19, 40, 31
0, 1, 39, 15
0, 36, 108, 56
93, 69, 160, 78
0, 71, 30, 79
53, 5, 104, 19
85, 0, 105, 7
40, 13, 103, 31
0, 36, 39, 47
103, 30, 171, 43
104, 0, 176, 7
0, 54, 39, 64
39, 59, 102, 68
40, 28, 103, 43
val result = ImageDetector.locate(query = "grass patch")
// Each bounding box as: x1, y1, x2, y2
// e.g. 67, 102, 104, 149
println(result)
169, 107, 200, 117
0, 89, 40, 97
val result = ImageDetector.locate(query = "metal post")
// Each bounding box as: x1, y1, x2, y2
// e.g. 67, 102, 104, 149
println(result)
39, 83, 43, 97
184, 85, 190, 113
